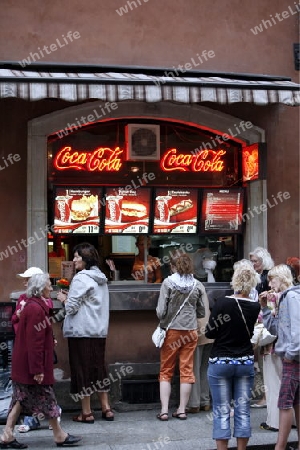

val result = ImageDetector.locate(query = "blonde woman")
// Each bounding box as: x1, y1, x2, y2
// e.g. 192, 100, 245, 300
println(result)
259, 264, 294, 432
205, 265, 261, 450
260, 264, 300, 450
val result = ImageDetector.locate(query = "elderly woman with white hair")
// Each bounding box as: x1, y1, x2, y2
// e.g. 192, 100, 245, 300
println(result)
249, 247, 274, 409
249, 247, 274, 294
0, 273, 81, 449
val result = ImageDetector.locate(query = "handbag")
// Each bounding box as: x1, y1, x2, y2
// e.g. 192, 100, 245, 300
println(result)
234, 297, 277, 347
152, 282, 196, 348
152, 326, 166, 348
251, 322, 277, 347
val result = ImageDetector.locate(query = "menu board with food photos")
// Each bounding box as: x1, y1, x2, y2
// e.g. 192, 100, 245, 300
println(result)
153, 188, 198, 234
104, 187, 150, 234
201, 188, 244, 233
53, 187, 101, 234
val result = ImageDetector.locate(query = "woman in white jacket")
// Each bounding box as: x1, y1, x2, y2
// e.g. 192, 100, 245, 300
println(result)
57, 242, 114, 423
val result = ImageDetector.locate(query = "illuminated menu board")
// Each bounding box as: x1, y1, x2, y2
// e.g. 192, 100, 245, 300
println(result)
53, 187, 101, 234
201, 188, 244, 233
104, 187, 150, 234
242, 144, 259, 182
153, 188, 198, 234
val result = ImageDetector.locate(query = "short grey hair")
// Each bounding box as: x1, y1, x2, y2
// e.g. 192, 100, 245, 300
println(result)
26, 273, 50, 298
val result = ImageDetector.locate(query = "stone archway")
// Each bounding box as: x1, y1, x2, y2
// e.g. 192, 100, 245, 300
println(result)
27, 100, 266, 269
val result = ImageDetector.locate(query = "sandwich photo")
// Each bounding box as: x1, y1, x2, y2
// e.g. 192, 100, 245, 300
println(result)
121, 201, 147, 221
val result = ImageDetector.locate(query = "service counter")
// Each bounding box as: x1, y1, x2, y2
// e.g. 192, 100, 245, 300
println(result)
10, 282, 232, 409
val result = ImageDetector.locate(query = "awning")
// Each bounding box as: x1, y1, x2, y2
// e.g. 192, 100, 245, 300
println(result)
0, 65, 299, 106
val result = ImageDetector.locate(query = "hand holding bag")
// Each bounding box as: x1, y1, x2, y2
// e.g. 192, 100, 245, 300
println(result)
251, 322, 277, 347
152, 283, 196, 348
234, 297, 277, 347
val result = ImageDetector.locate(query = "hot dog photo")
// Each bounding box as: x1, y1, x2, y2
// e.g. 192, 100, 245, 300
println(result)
154, 188, 198, 233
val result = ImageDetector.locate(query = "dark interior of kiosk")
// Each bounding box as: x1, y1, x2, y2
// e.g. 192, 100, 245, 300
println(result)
48, 234, 241, 283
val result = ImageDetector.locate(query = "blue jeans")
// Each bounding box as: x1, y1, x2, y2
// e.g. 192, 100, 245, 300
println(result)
208, 362, 255, 440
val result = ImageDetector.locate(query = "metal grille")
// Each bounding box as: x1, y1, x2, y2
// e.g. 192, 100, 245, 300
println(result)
121, 379, 160, 404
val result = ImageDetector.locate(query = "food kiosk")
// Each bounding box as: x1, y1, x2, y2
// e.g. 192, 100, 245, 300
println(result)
43, 118, 260, 407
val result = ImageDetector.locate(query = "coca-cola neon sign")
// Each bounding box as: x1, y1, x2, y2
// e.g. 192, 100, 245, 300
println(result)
54, 146, 123, 171
160, 148, 226, 172
53, 146, 226, 173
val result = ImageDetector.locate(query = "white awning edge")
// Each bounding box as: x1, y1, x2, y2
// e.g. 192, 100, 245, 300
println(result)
0, 70, 299, 106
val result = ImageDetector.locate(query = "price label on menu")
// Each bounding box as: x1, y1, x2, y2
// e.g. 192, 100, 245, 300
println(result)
72, 224, 99, 234
104, 187, 150, 234
153, 188, 198, 234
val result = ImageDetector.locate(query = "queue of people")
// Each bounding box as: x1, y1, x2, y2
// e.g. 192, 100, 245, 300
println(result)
1, 240, 299, 450
155, 247, 299, 450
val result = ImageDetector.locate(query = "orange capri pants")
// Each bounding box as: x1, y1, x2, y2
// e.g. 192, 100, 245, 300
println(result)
159, 329, 198, 383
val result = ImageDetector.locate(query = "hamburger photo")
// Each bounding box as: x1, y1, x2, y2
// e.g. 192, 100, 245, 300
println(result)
70, 198, 93, 222
70, 194, 98, 222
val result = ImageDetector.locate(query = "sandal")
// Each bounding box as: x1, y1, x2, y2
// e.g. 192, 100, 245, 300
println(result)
172, 411, 187, 420
0, 439, 28, 449
156, 413, 169, 421
260, 422, 278, 432
72, 412, 94, 424
101, 409, 114, 421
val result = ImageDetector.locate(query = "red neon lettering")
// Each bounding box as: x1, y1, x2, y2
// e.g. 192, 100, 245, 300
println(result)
160, 148, 226, 172
54, 146, 123, 172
